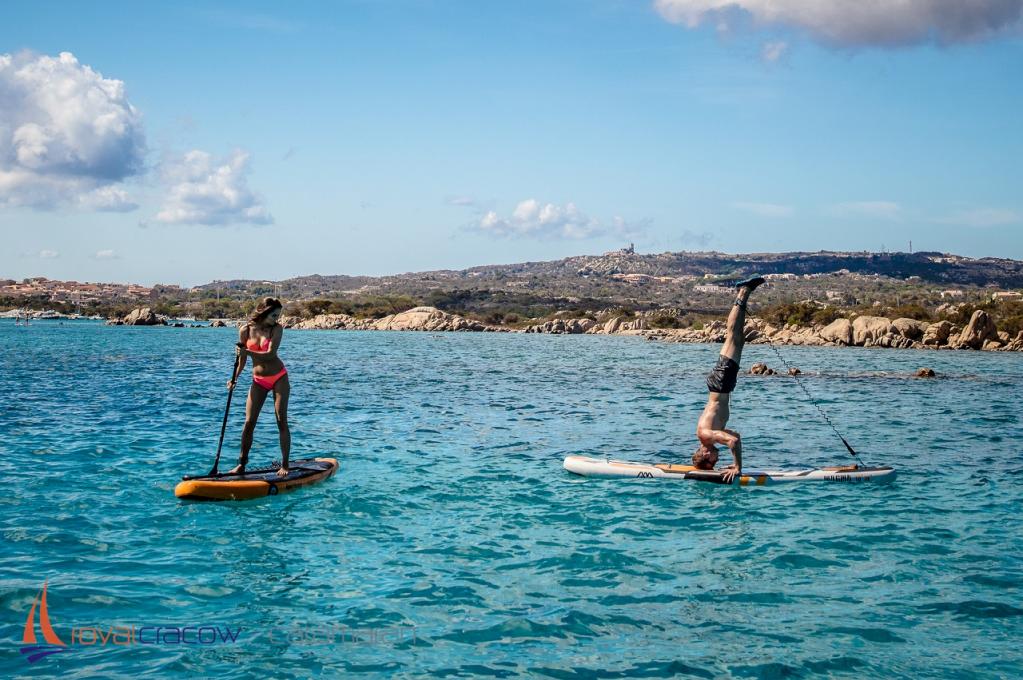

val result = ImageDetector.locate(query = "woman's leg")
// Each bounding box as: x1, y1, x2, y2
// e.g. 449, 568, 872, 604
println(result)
229, 383, 269, 473
273, 375, 291, 473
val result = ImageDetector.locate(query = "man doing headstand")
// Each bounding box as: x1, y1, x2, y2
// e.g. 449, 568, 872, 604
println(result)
693, 276, 765, 483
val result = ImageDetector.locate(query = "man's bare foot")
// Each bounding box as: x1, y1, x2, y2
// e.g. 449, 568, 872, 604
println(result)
226, 463, 246, 475
276, 467, 289, 477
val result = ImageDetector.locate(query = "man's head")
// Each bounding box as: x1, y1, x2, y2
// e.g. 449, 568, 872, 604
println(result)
692, 444, 719, 470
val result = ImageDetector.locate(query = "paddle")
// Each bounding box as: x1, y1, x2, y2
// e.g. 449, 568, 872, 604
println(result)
205, 342, 245, 477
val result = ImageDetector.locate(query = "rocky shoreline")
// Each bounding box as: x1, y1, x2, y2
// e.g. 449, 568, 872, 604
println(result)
286, 306, 1023, 352
283, 306, 508, 333
98, 305, 1023, 352
645, 311, 1023, 352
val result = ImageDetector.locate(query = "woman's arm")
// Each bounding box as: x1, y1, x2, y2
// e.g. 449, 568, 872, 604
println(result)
228, 326, 249, 388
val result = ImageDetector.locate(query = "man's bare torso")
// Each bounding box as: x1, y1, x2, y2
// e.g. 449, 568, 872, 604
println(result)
697, 393, 730, 444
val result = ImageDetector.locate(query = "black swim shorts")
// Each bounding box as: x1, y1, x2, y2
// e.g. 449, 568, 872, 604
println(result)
706, 355, 739, 394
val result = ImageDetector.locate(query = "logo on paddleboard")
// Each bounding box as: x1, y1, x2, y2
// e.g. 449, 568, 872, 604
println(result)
21, 582, 68, 663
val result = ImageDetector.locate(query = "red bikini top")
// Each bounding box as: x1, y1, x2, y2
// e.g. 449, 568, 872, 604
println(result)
245, 324, 274, 352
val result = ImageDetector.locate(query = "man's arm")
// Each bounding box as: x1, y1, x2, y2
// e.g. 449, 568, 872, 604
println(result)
703, 428, 742, 482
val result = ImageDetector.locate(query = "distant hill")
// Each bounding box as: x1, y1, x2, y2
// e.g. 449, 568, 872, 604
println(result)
196, 249, 1023, 298
7, 249, 1022, 321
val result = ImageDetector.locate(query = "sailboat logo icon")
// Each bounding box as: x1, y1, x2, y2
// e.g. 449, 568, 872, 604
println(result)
21, 582, 68, 663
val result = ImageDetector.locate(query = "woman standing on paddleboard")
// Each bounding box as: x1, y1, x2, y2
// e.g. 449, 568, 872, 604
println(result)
226, 297, 290, 477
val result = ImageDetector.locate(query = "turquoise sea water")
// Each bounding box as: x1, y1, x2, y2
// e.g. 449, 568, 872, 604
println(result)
2, 320, 1022, 678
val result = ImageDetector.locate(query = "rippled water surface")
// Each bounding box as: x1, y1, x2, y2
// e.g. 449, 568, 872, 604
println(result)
2, 321, 1022, 678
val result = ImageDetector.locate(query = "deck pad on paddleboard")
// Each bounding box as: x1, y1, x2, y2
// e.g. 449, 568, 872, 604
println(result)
175, 457, 338, 501
563, 455, 895, 485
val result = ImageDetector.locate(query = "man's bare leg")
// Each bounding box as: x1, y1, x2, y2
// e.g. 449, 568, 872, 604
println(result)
721, 288, 750, 362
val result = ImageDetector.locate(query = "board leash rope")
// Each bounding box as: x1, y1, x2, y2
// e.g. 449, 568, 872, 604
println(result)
749, 304, 867, 467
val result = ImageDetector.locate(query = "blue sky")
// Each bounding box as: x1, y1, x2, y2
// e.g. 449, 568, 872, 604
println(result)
1, 1, 1021, 286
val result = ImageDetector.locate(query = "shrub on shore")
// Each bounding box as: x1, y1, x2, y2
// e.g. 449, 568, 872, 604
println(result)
940, 300, 1023, 336
884, 303, 932, 321
298, 295, 418, 319
761, 302, 842, 327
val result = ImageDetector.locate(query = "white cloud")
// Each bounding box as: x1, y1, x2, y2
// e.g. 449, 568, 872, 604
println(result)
653, 1, 1023, 47
446, 195, 476, 207
831, 201, 902, 220
93, 249, 118, 259
0, 51, 144, 210
472, 199, 647, 240
155, 150, 272, 226
38, 249, 59, 259
734, 201, 793, 218
761, 40, 788, 62
937, 207, 1020, 227
78, 186, 139, 212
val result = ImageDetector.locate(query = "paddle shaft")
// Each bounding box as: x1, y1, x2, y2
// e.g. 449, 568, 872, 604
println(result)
209, 344, 245, 476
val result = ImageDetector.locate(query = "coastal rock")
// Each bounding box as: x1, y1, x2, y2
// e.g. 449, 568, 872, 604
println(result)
290, 313, 366, 330
374, 307, 444, 331
892, 318, 929, 341
921, 320, 953, 346
572, 318, 594, 333
819, 318, 853, 345
771, 329, 795, 344
788, 367, 801, 376
619, 318, 648, 332
209, 320, 227, 327
371, 306, 491, 332
602, 317, 624, 334
997, 331, 1011, 344
852, 316, 893, 346
956, 310, 998, 350
122, 307, 164, 326
525, 317, 595, 334
703, 320, 727, 343
656, 328, 710, 344
873, 332, 914, 349
1005, 330, 1023, 351
749, 362, 776, 376
796, 329, 828, 346
570, 318, 596, 334
982, 339, 1003, 351
916, 368, 936, 377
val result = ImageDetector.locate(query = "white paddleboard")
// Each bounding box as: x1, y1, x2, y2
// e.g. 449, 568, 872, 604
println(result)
563, 455, 896, 486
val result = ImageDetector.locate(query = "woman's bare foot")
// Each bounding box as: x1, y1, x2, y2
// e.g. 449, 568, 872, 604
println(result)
276, 467, 289, 477
226, 463, 246, 475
